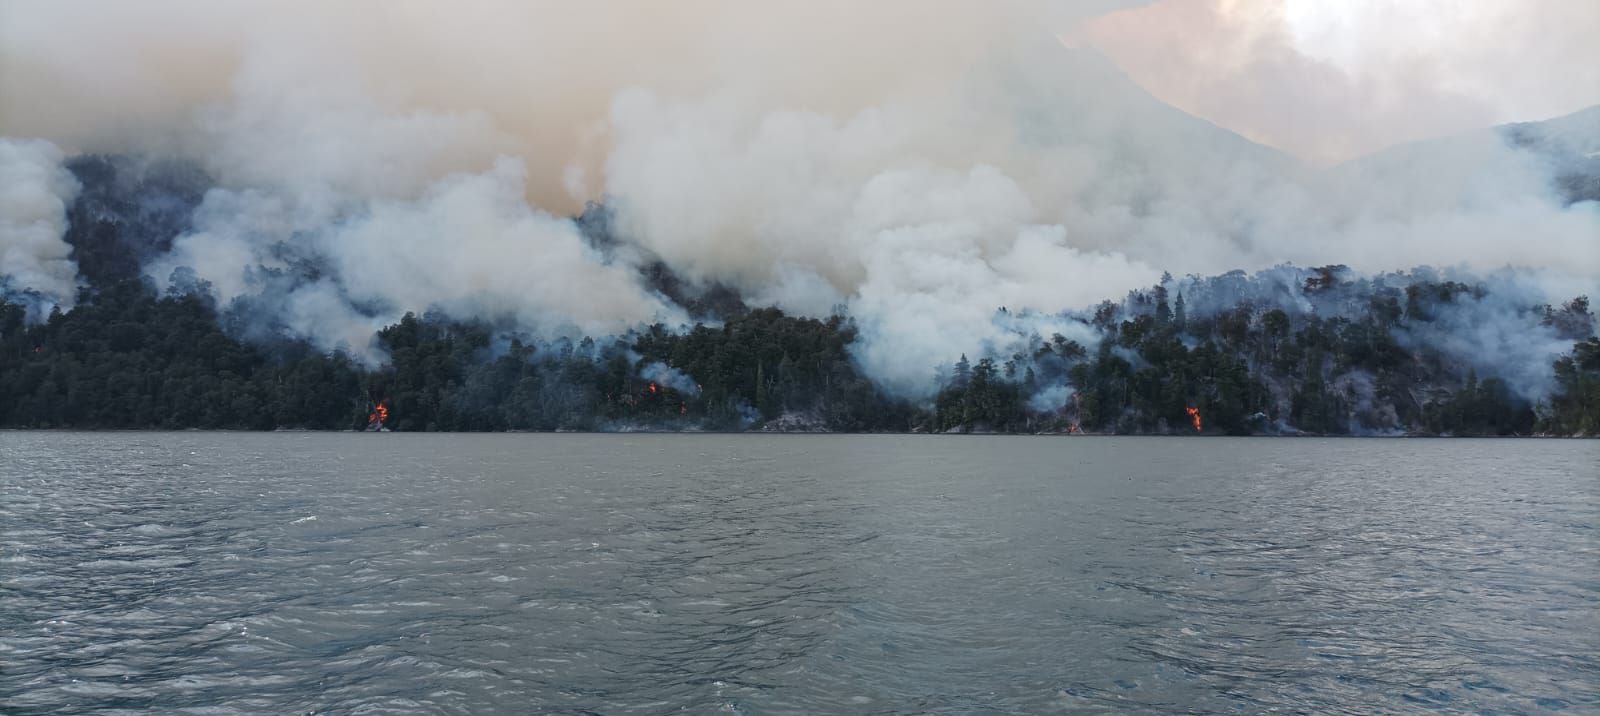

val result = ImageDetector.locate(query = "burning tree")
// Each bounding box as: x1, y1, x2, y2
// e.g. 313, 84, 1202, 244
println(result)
366, 400, 390, 431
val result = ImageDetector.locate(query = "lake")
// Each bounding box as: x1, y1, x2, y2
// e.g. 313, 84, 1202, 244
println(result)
2, 433, 1596, 713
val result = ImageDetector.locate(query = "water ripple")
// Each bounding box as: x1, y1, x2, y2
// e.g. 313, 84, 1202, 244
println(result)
2, 433, 1596, 714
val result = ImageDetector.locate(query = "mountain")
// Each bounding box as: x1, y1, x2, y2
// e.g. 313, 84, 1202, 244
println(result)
2, 50, 1596, 436
1004, 44, 1302, 169
1329, 104, 1600, 206
1500, 104, 1600, 204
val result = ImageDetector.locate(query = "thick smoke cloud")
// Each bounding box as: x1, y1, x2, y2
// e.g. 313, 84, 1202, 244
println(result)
146, 157, 685, 362
1, 0, 1596, 398
0, 139, 80, 317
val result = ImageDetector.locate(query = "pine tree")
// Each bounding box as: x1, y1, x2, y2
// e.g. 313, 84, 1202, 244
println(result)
953, 354, 972, 387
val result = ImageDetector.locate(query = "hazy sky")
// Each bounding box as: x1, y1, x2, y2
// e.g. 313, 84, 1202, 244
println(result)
1078, 0, 1600, 163
4, 0, 1596, 166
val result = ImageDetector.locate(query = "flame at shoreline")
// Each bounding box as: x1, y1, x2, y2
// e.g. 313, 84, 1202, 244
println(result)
367, 400, 390, 428
1070, 391, 1083, 434
1185, 406, 1202, 433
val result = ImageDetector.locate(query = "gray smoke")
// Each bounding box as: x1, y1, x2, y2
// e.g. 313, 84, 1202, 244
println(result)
0, 138, 80, 318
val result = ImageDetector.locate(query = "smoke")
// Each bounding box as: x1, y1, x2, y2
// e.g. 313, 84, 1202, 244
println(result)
0, 139, 80, 317
1028, 384, 1076, 413
145, 157, 686, 361
2, 0, 1115, 207
1, 0, 1597, 399
1390, 272, 1580, 401
639, 361, 701, 397
1160, 265, 1586, 402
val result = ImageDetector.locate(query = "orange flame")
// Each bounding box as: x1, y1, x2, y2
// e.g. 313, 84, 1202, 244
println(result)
1185, 406, 1202, 433
648, 382, 659, 395
368, 401, 390, 426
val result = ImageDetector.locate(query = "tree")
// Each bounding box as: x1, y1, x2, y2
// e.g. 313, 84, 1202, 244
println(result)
952, 354, 972, 388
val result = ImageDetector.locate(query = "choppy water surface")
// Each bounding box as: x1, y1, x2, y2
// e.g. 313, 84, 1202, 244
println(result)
1, 434, 1596, 714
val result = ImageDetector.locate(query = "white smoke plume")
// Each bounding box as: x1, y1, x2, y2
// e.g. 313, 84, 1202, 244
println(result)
145, 157, 686, 362
0, 138, 81, 317
1, 0, 1596, 397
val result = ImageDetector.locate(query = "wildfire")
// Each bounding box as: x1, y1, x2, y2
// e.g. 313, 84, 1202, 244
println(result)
648, 382, 659, 395
1185, 406, 1202, 433
367, 400, 390, 429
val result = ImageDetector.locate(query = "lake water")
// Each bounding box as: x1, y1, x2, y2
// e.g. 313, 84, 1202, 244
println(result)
2, 433, 1596, 714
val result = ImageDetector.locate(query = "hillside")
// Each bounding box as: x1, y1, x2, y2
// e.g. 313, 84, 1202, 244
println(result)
4, 259, 1594, 435
1, 98, 1596, 436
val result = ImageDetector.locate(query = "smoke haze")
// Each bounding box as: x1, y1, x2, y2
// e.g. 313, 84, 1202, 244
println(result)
1, 0, 1596, 397
1079, 0, 1600, 164
0, 139, 80, 317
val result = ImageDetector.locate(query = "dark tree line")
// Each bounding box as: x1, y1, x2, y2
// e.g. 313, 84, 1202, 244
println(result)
1543, 337, 1600, 436
928, 276, 1594, 436
355, 307, 911, 432
0, 284, 912, 432
2, 274, 1595, 435
1, 283, 361, 429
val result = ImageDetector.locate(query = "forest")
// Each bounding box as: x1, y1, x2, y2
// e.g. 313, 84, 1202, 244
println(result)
2, 155, 1596, 436
2, 270, 1595, 435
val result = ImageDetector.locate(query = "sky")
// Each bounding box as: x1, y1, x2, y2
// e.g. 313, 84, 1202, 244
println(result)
1077, 0, 1600, 163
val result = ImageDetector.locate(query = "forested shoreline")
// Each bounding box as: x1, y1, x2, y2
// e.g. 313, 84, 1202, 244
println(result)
2, 155, 1596, 437
4, 274, 1595, 436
